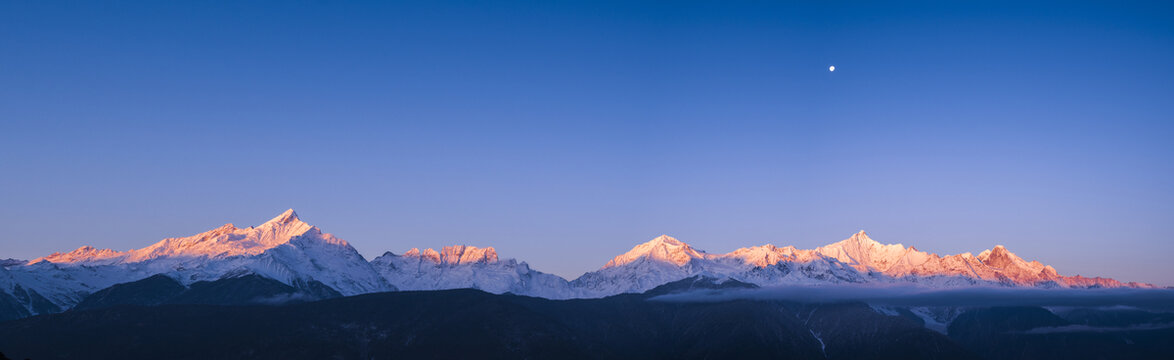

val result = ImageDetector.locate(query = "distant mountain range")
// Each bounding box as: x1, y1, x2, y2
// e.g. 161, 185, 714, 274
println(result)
0, 209, 1152, 320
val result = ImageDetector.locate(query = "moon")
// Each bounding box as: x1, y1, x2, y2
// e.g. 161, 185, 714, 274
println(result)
829, 65, 836, 72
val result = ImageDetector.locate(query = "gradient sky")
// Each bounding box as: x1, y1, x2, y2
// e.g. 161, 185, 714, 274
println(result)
2, 1, 1172, 285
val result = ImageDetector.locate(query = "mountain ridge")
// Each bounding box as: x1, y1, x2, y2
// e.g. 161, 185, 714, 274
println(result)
1, 209, 392, 320
1, 209, 1154, 321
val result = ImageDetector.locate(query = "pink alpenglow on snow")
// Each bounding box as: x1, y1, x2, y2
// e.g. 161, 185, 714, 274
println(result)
5, 210, 1155, 320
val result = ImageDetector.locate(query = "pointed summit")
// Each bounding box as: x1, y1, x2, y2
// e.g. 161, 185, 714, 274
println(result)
603, 235, 707, 268
265, 209, 301, 225
107, 208, 329, 263
824, 230, 887, 251
848, 230, 877, 244
978, 245, 1021, 269
440, 245, 499, 264
28, 209, 328, 265
816, 230, 908, 273
649, 234, 685, 246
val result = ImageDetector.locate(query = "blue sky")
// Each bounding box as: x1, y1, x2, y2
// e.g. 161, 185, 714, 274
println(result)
2, 1, 1172, 285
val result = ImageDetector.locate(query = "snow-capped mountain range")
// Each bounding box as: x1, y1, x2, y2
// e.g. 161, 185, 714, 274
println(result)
0, 209, 1152, 318
371, 245, 577, 299
1, 210, 391, 318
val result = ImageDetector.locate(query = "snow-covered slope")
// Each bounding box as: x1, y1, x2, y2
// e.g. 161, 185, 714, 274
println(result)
2, 209, 392, 316
812, 231, 1138, 288
570, 235, 872, 296
569, 231, 1152, 296
572, 235, 728, 295
4, 214, 1152, 319
370, 245, 576, 299
815, 231, 909, 273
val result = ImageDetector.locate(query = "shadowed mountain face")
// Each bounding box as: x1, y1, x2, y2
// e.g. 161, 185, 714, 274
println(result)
0, 284, 59, 322
72, 274, 339, 311
948, 307, 1174, 360
1, 276, 1172, 359
641, 275, 759, 296
71, 274, 187, 310
0, 277, 970, 360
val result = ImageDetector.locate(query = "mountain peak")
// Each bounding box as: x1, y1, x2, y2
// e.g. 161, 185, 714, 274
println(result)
822, 230, 888, 252
649, 234, 684, 246
848, 230, 876, 244
724, 244, 812, 267
440, 245, 498, 264
603, 235, 707, 269
978, 244, 1021, 269
35, 209, 334, 265
264, 209, 301, 225
30, 246, 123, 264
401, 245, 498, 265
815, 230, 908, 273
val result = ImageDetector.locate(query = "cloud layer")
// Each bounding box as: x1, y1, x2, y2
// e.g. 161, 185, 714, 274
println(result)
650, 284, 1174, 312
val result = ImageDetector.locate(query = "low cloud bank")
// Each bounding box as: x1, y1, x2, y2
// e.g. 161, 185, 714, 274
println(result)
649, 284, 1174, 312
1020, 322, 1174, 334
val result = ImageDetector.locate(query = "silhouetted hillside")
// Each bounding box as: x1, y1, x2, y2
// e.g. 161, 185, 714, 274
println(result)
0, 277, 1170, 359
